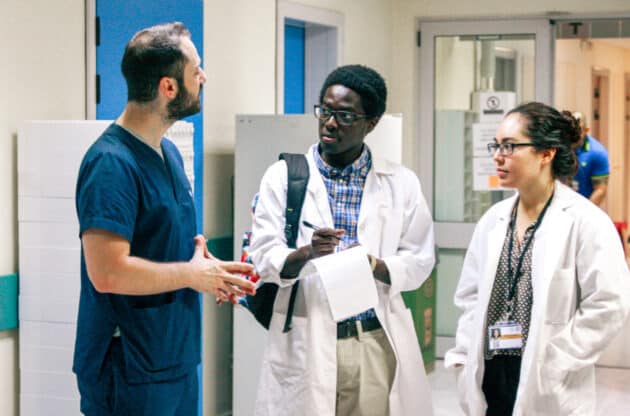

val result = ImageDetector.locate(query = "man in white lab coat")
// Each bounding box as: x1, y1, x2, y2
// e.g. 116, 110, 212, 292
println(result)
250, 65, 435, 416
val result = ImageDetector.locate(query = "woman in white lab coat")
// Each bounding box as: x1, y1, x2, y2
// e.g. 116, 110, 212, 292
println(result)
445, 102, 630, 415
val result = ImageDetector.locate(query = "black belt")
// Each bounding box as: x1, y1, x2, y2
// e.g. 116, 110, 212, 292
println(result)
337, 317, 382, 339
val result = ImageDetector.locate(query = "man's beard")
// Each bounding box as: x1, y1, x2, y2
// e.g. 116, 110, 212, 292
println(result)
166, 80, 201, 121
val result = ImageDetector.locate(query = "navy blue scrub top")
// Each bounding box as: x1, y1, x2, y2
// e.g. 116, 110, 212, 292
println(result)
73, 124, 200, 384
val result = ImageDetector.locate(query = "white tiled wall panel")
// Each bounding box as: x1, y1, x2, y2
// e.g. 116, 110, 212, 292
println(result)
20, 395, 80, 415
20, 371, 79, 398
19, 296, 79, 324
19, 272, 79, 299
19, 321, 76, 349
18, 197, 77, 223
20, 345, 74, 372
17, 120, 193, 416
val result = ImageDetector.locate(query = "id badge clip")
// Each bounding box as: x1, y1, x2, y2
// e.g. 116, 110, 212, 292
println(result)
488, 321, 523, 351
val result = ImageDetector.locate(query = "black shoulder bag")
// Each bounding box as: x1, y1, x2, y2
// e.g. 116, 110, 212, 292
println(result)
244, 153, 309, 332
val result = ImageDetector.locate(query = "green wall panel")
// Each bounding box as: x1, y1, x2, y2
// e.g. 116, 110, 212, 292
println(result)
0, 273, 18, 331
402, 270, 437, 372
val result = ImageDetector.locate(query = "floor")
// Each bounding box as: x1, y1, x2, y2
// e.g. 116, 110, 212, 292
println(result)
428, 360, 630, 415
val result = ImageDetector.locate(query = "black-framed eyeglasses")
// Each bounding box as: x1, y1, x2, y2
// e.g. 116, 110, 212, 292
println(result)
487, 141, 537, 156
314, 105, 368, 126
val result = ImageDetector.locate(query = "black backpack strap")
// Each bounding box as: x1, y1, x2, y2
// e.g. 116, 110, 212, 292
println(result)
280, 153, 309, 248
278, 153, 309, 333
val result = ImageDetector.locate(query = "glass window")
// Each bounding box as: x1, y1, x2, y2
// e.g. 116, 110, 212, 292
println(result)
433, 35, 535, 222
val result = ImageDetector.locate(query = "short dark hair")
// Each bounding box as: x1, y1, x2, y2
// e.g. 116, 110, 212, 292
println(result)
121, 22, 191, 103
507, 102, 582, 178
319, 65, 387, 118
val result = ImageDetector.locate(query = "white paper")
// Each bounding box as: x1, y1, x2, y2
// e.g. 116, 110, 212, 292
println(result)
305, 246, 378, 322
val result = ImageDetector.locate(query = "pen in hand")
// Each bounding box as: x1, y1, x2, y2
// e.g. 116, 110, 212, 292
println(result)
302, 220, 320, 230
302, 220, 345, 243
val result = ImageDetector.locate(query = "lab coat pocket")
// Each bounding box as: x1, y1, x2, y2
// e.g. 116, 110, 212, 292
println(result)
538, 363, 592, 414
545, 267, 576, 325
266, 313, 308, 390
379, 207, 402, 253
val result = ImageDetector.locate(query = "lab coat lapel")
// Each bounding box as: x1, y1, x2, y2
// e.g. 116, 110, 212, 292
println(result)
530, 189, 574, 317
515, 184, 576, 409
305, 152, 334, 228
357, 165, 388, 253
481, 205, 511, 306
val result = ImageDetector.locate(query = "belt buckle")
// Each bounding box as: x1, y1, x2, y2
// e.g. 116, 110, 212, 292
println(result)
354, 320, 363, 337
338, 320, 355, 339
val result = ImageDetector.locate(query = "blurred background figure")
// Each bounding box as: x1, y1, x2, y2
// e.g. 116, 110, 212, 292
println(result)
571, 111, 610, 206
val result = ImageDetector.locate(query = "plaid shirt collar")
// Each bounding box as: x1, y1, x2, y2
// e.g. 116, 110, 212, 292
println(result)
312, 144, 371, 180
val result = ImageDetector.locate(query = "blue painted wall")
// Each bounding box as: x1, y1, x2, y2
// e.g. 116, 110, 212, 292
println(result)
284, 21, 305, 114
96, 0, 204, 233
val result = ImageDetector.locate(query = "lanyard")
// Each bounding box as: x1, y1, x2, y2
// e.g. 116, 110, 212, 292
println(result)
505, 190, 554, 316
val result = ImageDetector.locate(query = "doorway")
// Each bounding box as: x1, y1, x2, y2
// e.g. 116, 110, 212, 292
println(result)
276, 0, 343, 115
417, 19, 553, 355
554, 20, 630, 235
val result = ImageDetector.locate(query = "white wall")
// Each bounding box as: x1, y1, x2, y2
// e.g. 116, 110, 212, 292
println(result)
0, 1, 85, 415
555, 38, 630, 223
296, 0, 393, 76
202, 2, 276, 414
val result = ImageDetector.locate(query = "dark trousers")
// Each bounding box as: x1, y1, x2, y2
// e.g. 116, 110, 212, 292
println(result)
79, 338, 198, 416
482, 355, 522, 416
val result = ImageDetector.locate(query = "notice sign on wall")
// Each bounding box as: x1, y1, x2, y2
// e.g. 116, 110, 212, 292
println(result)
472, 123, 497, 156
472, 91, 517, 123
473, 157, 504, 191
472, 122, 505, 191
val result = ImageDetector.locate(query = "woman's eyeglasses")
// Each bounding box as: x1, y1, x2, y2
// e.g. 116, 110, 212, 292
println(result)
487, 141, 537, 156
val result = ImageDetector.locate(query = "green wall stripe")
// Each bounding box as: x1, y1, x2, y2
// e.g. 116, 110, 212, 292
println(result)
0, 273, 18, 331
206, 236, 235, 261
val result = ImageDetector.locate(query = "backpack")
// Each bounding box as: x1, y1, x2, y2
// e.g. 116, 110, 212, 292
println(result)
242, 153, 309, 332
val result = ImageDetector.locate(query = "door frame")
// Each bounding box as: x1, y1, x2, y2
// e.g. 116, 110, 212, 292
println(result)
86, 0, 97, 119
416, 18, 554, 250
276, 0, 343, 114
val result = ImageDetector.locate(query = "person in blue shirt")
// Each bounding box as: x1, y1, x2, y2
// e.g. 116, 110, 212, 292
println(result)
572, 112, 610, 205
74, 22, 255, 416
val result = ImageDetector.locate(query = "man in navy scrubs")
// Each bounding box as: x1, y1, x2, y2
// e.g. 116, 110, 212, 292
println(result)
74, 22, 255, 415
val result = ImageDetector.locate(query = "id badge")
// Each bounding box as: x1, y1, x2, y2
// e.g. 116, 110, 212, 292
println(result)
488, 321, 523, 351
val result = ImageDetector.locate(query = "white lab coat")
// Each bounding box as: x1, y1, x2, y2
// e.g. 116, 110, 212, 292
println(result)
444, 181, 630, 416
250, 145, 436, 416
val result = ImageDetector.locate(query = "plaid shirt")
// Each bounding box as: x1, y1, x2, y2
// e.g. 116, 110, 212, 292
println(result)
312, 145, 376, 322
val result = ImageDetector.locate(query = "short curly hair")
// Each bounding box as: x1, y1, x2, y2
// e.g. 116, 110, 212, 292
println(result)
319, 65, 387, 118
507, 102, 582, 179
